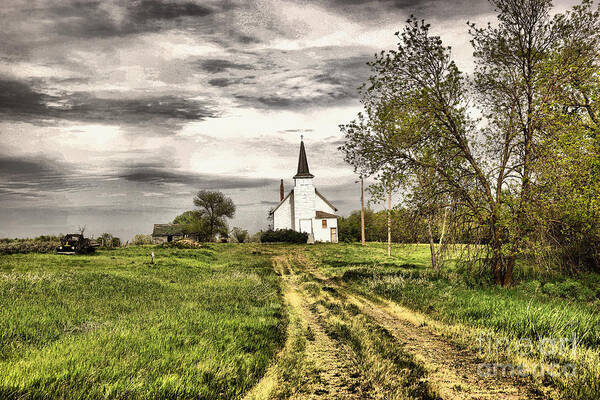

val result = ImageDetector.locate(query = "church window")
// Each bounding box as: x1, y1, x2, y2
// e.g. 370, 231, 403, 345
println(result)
322, 219, 327, 228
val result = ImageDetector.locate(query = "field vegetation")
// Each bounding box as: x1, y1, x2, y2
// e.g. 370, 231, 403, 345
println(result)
305, 243, 600, 399
1, 242, 599, 398
0, 245, 283, 399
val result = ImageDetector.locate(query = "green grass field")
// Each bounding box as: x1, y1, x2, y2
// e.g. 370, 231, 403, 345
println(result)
0, 244, 283, 399
304, 243, 600, 399
1, 242, 599, 399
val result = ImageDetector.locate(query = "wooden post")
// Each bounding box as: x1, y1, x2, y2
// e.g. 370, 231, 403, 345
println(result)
151, 252, 155, 264
360, 177, 366, 246
387, 184, 392, 257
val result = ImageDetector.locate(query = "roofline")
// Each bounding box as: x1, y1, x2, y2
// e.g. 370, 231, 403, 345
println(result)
315, 189, 338, 212
271, 189, 293, 213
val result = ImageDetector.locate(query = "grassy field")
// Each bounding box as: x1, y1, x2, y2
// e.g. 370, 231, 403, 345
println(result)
304, 243, 600, 399
0, 244, 283, 399
2, 242, 599, 399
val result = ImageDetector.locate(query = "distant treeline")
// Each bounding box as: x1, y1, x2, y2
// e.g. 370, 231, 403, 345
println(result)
338, 208, 478, 244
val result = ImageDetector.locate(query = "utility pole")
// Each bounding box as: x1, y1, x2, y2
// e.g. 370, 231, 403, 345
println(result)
360, 177, 366, 246
387, 183, 392, 256
355, 176, 366, 246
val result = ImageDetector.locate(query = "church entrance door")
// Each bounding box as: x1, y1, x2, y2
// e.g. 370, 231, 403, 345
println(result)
330, 228, 337, 243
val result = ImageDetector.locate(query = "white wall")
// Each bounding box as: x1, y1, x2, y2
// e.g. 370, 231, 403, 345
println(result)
313, 218, 338, 242
273, 194, 293, 230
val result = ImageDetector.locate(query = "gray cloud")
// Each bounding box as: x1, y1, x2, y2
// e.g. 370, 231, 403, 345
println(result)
0, 78, 218, 127
299, 0, 493, 22
118, 166, 278, 189
197, 59, 255, 73
129, 0, 215, 23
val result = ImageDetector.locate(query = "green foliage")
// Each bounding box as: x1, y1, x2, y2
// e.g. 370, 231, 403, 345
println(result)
132, 234, 152, 245
338, 208, 431, 243
0, 238, 60, 255
98, 233, 120, 249
0, 245, 283, 399
339, 1, 600, 284
159, 239, 211, 249
193, 190, 235, 242
304, 242, 600, 398
230, 227, 249, 243
260, 229, 308, 244
173, 191, 236, 242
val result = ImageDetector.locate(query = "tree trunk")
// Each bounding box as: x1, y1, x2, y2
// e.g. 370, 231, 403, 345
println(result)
387, 186, 392, 257
427, 216, 439, 271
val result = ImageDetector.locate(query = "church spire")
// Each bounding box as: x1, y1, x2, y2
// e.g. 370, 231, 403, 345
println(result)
294, 138, 314, 179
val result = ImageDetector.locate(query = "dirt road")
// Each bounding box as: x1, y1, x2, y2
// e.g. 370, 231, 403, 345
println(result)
245, 249, 551, 400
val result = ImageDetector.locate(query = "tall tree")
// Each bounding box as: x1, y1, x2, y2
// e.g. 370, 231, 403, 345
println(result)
193, 190, 236, 242
340, 1, 600, 285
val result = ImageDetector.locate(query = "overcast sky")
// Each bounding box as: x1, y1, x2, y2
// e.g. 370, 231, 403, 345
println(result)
0, 0, 579, 240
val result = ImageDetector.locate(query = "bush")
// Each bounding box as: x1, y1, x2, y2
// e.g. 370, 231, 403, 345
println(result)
230, 227, 249, 243
0, 238, 60, 255
260, 229, 308, 244
160, 239, 211, 249
132, 234, 153, 245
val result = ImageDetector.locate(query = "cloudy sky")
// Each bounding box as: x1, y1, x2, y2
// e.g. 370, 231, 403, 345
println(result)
0, 0, 579, 240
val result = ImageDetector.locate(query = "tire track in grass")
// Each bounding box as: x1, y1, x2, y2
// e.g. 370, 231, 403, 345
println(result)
294, 249, 553, 400
245, 255, 363, 399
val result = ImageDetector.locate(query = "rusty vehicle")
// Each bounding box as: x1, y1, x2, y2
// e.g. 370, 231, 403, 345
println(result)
56, 234, 99, 255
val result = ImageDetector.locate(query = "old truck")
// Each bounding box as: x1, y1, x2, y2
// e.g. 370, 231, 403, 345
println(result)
56, 234, 99, 255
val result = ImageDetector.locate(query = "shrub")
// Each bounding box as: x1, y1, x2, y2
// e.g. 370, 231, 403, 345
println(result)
260, 229, 308, 244
132, 234, 153, 245
0, 238, 60, 255
230, 227, 249, 243
160, 239, 211, 249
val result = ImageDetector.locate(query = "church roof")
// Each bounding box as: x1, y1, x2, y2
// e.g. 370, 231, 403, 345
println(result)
152, 224, 185, 237
316, 211, 338, 219
293, 140, 314, 179
272, 188, 338, 214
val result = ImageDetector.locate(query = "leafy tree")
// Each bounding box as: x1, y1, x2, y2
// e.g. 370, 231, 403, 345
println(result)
192, 190, 236, 242
172, 210, 209, 241
133, 234, 152, 245
99, 233, 114, 248
340, 1, 600, 285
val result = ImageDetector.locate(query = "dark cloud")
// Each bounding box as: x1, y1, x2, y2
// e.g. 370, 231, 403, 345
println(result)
298, 0, 493, 21
198, 59, 255, 73
0, 78, 218, 126
118, 167, 277, 189
0, 79, 51, 116
46, 0, 221, 39
208, 78, 236, 87
0, 154, 64, 177
0, 154, 97, 199
62, 94, 218, 124
129, 0, 215, 23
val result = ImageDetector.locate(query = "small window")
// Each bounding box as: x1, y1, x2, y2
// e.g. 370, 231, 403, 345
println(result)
322, 219, 327, 228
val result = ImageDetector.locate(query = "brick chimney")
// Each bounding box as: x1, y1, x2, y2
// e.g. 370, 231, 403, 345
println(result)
280, 179, 284, 201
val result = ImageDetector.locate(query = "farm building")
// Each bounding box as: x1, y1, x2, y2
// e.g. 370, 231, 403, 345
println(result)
152, 224, 186, 243
273, 139, 339, 243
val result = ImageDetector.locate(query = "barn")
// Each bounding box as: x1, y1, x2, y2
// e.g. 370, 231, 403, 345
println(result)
152, 224, 186, 243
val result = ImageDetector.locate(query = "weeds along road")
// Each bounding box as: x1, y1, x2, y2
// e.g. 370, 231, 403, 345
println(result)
246, 248, 552, 400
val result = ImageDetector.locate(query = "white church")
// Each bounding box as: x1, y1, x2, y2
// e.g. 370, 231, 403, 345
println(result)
272, 139, 339, 243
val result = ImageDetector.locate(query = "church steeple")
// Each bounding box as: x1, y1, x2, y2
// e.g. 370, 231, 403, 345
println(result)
293, 137, 314, 179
